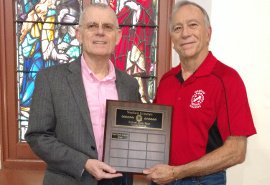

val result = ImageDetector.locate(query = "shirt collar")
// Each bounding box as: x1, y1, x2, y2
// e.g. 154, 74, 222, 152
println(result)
177, 51, 217, 77
81, 54, 116, 82
176, 51, 218, 84
193, 51, 218, 77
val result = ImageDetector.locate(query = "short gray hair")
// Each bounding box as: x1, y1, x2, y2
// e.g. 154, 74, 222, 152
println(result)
78, 3, 118, 26
170, 1, 211, 29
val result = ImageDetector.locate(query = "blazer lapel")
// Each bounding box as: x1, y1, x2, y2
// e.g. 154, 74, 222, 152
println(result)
115, 69, 128, 101
67, 59, 96, 141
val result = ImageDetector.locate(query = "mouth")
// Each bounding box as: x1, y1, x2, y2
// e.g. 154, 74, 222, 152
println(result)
181, 41, 195, 47
93, 41, 107, 44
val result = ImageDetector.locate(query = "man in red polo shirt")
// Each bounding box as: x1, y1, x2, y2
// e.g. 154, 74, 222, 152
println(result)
143, 1, 256, 185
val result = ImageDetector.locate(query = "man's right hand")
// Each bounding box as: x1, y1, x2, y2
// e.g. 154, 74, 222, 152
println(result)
84, 159, 122, 180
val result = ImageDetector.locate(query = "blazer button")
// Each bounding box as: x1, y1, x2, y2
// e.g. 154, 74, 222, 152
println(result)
91, 146, 96, 150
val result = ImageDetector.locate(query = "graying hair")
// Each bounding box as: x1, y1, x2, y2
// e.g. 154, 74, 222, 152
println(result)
170, 1, 211, 29
78, 3, 118, 26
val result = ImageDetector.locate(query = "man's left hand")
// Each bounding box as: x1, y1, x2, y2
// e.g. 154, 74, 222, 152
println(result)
143, 164, 175, 185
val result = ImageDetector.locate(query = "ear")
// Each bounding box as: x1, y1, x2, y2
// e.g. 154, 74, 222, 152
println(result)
207, 26, 212, 41
75, 27, 82, 44
115, 28, 122, 45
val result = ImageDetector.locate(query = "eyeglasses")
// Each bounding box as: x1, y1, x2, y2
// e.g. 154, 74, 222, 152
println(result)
81, 22, 119, 33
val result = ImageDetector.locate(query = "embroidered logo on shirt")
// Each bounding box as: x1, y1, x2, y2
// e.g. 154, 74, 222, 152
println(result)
190, 90, 205, 108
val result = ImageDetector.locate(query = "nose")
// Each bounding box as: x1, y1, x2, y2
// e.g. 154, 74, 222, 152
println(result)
93, 22, 105, 35
96, 25, 105, 34
181, 26, 191, 37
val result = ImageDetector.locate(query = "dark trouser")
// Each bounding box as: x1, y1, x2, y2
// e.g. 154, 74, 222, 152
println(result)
151, 171, 226, 185
98, 173, 133, 185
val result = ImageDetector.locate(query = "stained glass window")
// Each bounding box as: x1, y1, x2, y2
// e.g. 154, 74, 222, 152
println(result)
16, 0, 82, 141
15, 0, 159, 141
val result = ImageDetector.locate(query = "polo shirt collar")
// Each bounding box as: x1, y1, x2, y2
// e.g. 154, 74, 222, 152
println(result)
176, 51, 217, 84
193, 51, 217, 78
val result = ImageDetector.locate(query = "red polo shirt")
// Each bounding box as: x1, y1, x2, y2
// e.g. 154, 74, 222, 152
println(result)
155, 52, 256, 165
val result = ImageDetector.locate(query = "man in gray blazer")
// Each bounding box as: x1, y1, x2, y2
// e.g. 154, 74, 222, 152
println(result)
25, 3, 140, 185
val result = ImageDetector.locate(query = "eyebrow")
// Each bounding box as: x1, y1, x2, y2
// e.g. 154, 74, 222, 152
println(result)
172, 19, 201, 26
85, 21, 116, 26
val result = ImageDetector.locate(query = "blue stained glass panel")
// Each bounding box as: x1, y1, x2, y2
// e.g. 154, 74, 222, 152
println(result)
16, 0, 82, 142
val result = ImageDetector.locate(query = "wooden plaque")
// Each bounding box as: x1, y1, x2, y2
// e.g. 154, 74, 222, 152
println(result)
103, 100, 172, 173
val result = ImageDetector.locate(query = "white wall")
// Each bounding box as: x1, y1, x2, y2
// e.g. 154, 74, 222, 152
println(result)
211, 1, 270, 184
173, 0, 270, 184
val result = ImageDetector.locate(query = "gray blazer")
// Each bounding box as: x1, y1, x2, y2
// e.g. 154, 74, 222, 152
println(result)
25, 58, 140, 185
